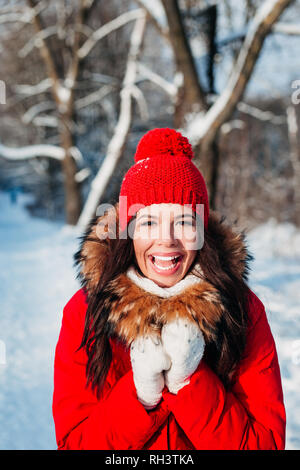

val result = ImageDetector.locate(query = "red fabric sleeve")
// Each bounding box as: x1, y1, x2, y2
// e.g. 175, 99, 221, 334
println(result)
52, 290, 169, 450
162, 291, 286, 450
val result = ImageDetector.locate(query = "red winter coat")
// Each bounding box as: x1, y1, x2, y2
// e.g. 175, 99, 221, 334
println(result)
52, 286, 286, 450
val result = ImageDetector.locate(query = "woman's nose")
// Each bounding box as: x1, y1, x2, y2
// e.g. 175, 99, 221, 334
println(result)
157, 224, 176, 243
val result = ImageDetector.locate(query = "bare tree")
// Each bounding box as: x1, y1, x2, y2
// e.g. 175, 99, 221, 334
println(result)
185, 0, 293, 205
0, 1, 144, 224
160, 0, 208, 127
188, 0, 294, 151
77, 11, 147, 229
1, 0, 296, 230
23, 0, 84, 224
76, 0, 296, 227
143, 0, 293, 210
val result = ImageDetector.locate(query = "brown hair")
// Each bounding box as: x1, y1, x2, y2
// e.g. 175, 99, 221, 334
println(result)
76, 214, 252, 398
195, 222, 251, 385
76, 224, 136, 397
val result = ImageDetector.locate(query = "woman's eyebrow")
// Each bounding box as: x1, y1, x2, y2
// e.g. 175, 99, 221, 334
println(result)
176, 214, 196, 220
136, 214, 156, 220
137, 213, 195, 221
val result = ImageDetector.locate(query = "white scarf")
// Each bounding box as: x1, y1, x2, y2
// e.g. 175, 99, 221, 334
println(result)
126, 263, 204, 298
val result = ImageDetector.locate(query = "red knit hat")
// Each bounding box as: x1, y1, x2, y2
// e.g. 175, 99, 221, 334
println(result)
119, 128, 209, 232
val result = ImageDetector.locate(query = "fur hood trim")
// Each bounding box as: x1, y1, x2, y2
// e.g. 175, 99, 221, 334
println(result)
74, 203, 253, 345
126, 264, 204, 298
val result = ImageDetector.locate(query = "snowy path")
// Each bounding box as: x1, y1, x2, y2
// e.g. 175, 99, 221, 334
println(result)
0, 192, 299, 449
0, 192, 79, 450
247, 221, 300, 450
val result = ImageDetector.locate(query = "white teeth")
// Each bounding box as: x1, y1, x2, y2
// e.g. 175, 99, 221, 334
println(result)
152, 262, 176, 270
150, 255, 181, 271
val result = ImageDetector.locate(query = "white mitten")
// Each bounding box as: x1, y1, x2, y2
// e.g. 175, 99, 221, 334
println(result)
130, 335, 171, 410
161, 317, 205, 394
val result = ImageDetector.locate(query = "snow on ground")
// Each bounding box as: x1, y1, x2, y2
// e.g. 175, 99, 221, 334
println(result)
0, 191, 299, 449
0, 191, 80, 450
247, 219, 300, 450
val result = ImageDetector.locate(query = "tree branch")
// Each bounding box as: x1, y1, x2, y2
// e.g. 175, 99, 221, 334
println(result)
134, 0, 170, 43
26, 0, 60, 94
18, 25, 58, 58
66, 0, 85, 87
0, 143, 65, 160
186, 0, 294, 151
161, 0, 208, 115
137, 62, 178, 97
12, 78, 53, 96
77, 12, 147, 229
237, 101, 286, 125
272, 22, 300, 34
74, 85, 114, 110
77, 8, 145, 59
0, 1, 48, 25
22, 101, 56, 124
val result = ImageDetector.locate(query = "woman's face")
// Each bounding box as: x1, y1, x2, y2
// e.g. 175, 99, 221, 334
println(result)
133, 204, 198, 287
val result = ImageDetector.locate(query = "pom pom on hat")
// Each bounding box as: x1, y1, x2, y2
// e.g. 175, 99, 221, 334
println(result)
119, 128, 209, 232
134, 128, 194, 163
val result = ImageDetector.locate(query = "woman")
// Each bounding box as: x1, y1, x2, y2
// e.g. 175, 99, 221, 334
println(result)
52, 128, 286, 450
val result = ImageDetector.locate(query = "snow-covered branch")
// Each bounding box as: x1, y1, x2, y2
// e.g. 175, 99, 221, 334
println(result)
26, 0, 60, 90
272, 22, 300, 35
81, 71, 119, 86
13, 78, 53, 96
74, 85, 114, 110
75, 168, 91, 183
19, 25, 58, 58
22, 101, 56, 124
0, 1, 48, 25
186, 0, 293, 150
131, 85, 149, 121
208, 93, 286, 125
220, 119, 245, 135
0, 142, 85, 162
134, 0, 170, 43
0, 143, 65, 161
31, 116, 58, 128
137, 62, 177, 97
237, 102, 286, 125
77, 12, 147, 229
77, 8, 145, 59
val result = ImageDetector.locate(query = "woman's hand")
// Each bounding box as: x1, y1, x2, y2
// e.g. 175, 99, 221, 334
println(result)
161, 317, 205, 394
130, 335, 171, 410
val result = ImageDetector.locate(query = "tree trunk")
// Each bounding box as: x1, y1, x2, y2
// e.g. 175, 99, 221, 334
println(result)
59, 113, 82, 225
160, 0, 207, 127
287, 105, 300, 226
188, 0, 293, 210
77, 13, 147, 230
189, 0, 294, 153
192, 139, 219, 211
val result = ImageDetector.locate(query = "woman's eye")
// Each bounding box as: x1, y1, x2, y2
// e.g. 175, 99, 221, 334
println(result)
140, 221, 193, 226
177, 221, 193, 226
141, 221, 155, 226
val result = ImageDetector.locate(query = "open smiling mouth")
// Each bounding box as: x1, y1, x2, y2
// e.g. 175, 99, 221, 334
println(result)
148, 254, 183, 274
